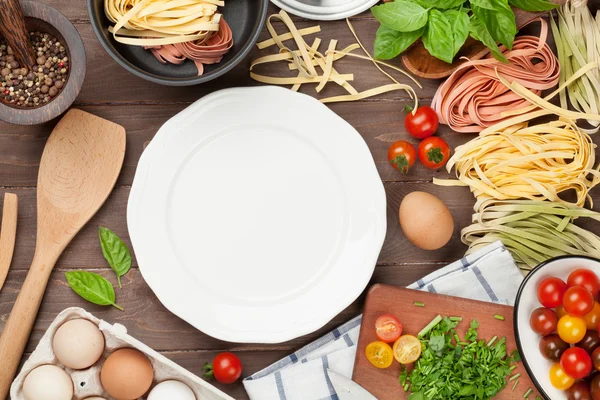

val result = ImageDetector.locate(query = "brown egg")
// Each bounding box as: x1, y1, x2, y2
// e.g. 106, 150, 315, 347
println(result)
399, 191, 454, 250
100, 348, 154, 400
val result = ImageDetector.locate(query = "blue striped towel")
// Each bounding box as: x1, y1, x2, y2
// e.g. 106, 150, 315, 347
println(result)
243, 241, 524, 400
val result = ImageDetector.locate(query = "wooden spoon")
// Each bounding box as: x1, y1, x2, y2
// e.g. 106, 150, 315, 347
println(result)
0, 109, 125, 398
401, 1, 566, 80
0, 193, 18, 292
0, 0, 37, 68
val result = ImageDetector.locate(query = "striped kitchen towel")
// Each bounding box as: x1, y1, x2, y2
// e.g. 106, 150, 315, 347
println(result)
243, 241, 524, 400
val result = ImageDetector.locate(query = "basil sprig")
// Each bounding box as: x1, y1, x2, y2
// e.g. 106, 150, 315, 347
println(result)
371, 0, 558, 63
99, 226, 132, 288
65, 271, 124, 311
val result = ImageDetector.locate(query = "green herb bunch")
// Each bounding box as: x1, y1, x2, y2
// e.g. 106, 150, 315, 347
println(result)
400, 316, 520, 400
372, 0, 558, 63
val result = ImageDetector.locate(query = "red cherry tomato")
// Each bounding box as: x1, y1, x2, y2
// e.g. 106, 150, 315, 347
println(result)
375, 314, 403, 343
417, 137, 451, 170
569, 269, 600, 297
565, 286, 595, 316
203, 352, 243, 384
561, 347, 593, 379
530, 307, 558, 336
387, 141, 416, 174
404, 106, 439, 139
538, 277, 568, 308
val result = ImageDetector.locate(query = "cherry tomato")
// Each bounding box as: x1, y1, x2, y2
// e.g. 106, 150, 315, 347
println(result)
558, 315, 588, 344
387, 141, 416, 174
551, 363, 576, 390
557, 305, 569, 320
540, 334, 570, 361
567, 381, 593, 400
585, 304, 600, 330
203, 352, 242, 384
562, 347, 593, 379
365, 341, 393, 369
569, 269, 600, 297
404, 106, 439, 139
565, 286, 595, 316
530, 307, 558, 336
592, 347, 600, 372
417, 137, 451, 170
392, 335, 422, 364
375, 314, 403, 343
538, 277, 568, 308
579, 331, 600, 354
591, 374, 600, 400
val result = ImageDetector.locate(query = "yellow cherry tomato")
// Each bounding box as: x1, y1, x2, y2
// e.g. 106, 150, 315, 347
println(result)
557, 315, 587, 344
584, 302, 600, 330
556, 305, 568, 320
549, 363, 575, 390
365, 341, 393, 369
393, 335, 422, 364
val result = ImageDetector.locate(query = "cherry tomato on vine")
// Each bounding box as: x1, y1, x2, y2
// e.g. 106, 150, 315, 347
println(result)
538, 277, 568, 308
569, 269, 600, 297
375, 314, 402, 343
561, 347, 593, 379
388, 141, 416, 174
550, 363, 575, 390
558, 315, 587, 344
418, 137, 451, 170
202, 352, 242, 384
565, 286, 595, 316
530, 307, 558, 336
404, 105, 439, 139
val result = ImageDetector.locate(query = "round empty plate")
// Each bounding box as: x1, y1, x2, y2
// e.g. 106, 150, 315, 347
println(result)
128, 86, 386, 343
271, 0, 379, 20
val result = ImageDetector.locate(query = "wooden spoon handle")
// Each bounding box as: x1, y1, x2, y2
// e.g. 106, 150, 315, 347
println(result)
0, 250, 58, 398
0, 193, 18, 292
0, 0, 36, 68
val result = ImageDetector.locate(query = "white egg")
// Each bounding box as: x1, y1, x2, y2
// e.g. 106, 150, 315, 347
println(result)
147, 380, 196, 400
52, 318, 105, 369
22, 365, 73, 400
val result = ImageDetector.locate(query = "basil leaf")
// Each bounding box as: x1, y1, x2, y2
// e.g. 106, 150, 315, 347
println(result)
469, 15, 508, 62
469, 0, 498, 9
471, 0, 516, 49
371, 0, 429, 32
65, 271, 123, 311
444, 9, 470, 56
374, 25, 424, 60
508, 0, 559, 11
414, 0, 465, 9
422, 9, 454, 63
99, 226, 131, 288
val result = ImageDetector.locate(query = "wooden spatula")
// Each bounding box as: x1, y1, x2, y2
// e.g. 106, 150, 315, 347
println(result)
401, 1, 566, 80
0, 109, 125, 398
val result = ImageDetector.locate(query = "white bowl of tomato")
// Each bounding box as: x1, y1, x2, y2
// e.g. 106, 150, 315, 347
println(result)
514, 256, 600, 400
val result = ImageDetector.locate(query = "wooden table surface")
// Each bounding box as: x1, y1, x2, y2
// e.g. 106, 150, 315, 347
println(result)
2, 2, 599, 399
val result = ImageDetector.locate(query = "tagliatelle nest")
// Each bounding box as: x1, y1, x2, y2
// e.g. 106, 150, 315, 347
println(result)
250, 10, 421, 104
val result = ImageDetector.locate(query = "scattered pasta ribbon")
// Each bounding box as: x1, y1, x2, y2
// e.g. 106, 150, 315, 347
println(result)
250, 10, 421, 105
431, 19, 559, 133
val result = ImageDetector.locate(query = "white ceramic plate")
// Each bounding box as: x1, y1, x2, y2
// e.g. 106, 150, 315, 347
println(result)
514, 256, 600, 399
270, 0, 379, 21
128, 87, 386, 343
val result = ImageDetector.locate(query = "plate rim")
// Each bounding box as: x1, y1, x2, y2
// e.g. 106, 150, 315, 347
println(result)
128, 86, 387, 343
270, 0, 379, 21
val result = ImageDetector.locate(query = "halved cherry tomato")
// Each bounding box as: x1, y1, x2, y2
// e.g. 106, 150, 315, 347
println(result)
404, 106, 439, 139
561, 347, 593, 379
558, 315, 587, 344
365, 341, 393, 369
530, 307, 558, 336
388, 141, 416, 174
550, 363, 575, 390
375, 314, 403, 343
568, 269, 600, 297
585, 303, 600, 330
393, 335, 422, 364
418, 137, 451, 170
565, 286, 595, 316
538, 277, 568, 308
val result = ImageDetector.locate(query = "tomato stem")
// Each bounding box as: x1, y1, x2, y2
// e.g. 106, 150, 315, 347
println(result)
427, 147, 444, 164
390, 155, 410, 174
403, 104, 414, 114
202, 362, 214, 380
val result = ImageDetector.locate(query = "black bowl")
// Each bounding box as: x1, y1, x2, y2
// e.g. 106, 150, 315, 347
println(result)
87, 0, 268, 86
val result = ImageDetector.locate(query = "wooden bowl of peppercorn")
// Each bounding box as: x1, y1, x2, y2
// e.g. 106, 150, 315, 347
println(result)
0, 1, 85, 125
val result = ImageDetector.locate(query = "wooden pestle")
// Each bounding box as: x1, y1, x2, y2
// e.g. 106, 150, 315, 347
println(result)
0, 0, 36, 68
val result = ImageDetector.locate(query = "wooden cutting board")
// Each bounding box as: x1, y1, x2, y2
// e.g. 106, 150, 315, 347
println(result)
352, 284, 539, 399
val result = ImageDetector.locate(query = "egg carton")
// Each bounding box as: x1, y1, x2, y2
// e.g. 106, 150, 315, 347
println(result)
10, 307, 236, 400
